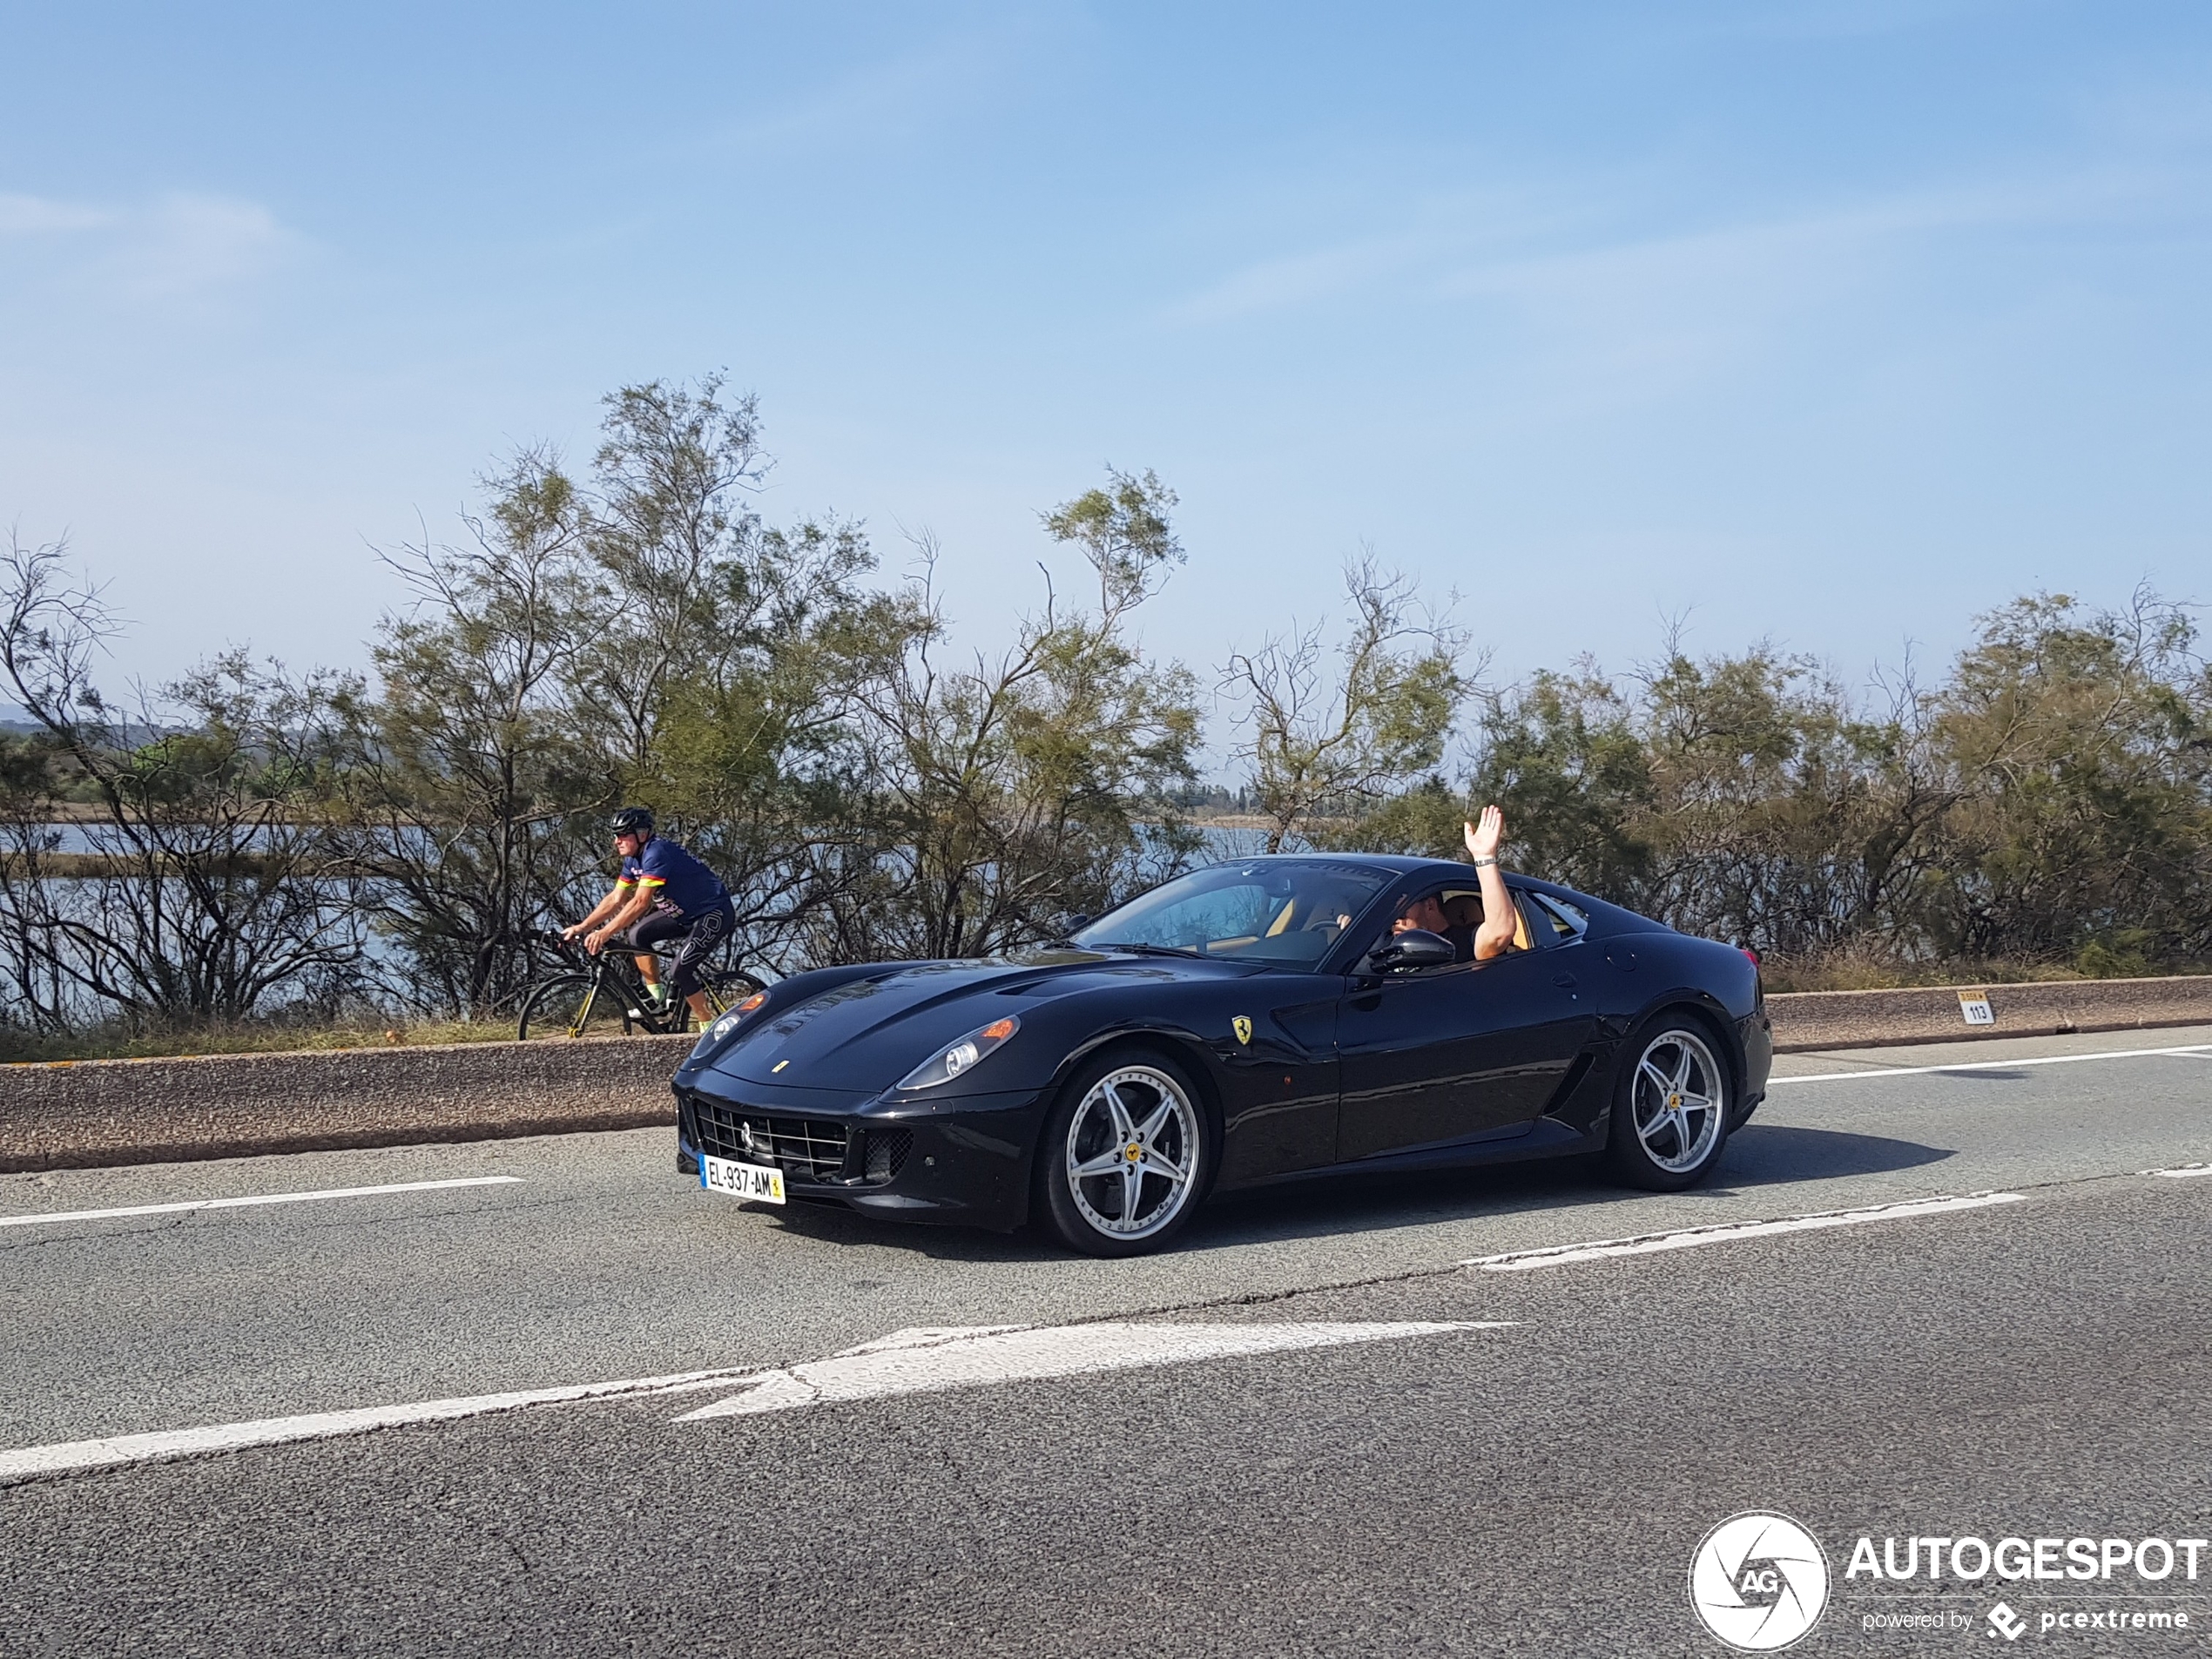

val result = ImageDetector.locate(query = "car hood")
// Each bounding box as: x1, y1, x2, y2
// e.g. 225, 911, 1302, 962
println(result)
693, 949, 1254, 1094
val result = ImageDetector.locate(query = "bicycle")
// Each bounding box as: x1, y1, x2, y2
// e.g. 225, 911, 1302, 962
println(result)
516, 929, 765, 1041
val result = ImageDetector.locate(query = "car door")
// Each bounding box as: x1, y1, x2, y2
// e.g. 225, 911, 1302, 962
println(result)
1334, 914, 1596, 1162
1212, 977, 1343, 1187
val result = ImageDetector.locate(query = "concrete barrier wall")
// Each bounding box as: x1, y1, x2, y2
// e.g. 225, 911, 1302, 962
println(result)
1765, 974, 2212, 1054
4, 974, 2208, 1174
0, 1035, 696, 1174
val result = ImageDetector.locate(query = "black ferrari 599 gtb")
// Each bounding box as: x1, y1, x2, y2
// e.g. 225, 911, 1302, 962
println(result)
672, 854, 1772, 1256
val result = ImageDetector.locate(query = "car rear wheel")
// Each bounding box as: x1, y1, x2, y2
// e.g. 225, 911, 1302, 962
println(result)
1606, 1018, 1731, 1190
1037, 1050, 1213, 1258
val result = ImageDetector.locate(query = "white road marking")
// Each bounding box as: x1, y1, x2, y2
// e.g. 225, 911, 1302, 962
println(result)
0, 1363, 765, 1485
2148, 1163, 2212, 1179
1462, 1192, 2027, 1272
673, 1321, 1511, 1421
0, 1176, 524, 1230
0, 1321, 1510, 1483
1770, 1042, 2212, 1087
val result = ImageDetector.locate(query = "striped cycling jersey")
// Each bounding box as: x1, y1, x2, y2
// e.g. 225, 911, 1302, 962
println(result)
615, 834, 731, 918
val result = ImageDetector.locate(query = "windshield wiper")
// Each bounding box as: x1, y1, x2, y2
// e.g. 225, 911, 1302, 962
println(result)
1089, 941, 1207, 959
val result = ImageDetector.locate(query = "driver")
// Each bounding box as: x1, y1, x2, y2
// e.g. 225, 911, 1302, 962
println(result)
1381, 805, 1521, 966
1392, 895, 1448, 937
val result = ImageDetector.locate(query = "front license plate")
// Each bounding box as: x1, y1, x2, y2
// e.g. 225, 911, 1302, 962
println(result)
700, 1154, 786, 1204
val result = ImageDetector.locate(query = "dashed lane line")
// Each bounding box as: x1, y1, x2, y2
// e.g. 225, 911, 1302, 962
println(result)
1461, 1191, 2028, 1271
0, 1176, 524, 1230
1770, 1042, 2212, 1087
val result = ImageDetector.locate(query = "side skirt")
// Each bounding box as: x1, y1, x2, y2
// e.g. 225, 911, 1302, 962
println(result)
1219, 1115, 1605, 1192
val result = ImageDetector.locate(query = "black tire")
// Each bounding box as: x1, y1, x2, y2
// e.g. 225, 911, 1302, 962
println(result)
1035, 1047, 1217, 1258
1604, 1015, 1733, 1190
516, 974, 628, 1041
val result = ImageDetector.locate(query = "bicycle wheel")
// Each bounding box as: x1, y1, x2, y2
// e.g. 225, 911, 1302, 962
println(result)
516, 974, 628, 1040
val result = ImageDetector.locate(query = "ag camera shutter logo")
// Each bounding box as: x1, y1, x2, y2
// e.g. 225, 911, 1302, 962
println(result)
1689, 1512, 1831, 1651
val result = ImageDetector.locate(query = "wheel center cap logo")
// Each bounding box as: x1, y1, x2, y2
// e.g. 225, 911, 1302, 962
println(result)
1689, 1513, 1830, 1650
1125, 1143, 1143, 1161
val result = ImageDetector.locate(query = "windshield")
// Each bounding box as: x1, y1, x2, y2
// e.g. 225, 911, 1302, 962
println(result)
1073, 860, 1393, 968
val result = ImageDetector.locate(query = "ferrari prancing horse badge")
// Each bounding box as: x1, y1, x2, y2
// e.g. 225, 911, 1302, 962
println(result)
1231, 1015, 1252, 1046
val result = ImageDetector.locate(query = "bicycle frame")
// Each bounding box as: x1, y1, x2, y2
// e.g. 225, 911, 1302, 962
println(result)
530, 932, 749, 1038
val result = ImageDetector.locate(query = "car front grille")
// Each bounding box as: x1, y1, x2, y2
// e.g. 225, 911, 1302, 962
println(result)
683, 1092, 907, 1187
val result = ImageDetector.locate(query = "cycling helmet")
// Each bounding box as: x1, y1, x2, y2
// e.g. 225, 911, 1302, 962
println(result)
610, 806, 655, 837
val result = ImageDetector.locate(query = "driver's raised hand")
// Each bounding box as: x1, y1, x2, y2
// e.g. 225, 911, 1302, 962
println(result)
1463, 804, 1505, 861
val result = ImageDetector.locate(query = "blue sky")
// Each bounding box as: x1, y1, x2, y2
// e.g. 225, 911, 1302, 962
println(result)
2, 1, 2207, 762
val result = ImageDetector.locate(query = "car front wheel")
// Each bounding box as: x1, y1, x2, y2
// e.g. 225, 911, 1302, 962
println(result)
1036, 1050, 1214, 1257
1606, 1018, 1732, 1190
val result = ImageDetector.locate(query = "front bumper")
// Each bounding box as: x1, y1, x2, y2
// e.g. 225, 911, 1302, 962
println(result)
674, 1081, 1045, 1232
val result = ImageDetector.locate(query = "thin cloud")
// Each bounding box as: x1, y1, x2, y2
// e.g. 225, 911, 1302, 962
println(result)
694, 10, 1069, 164
1163, 232, 1435, 327
1425, 169, 2206, 418
125, 193, 294, 294
1436, 167, 2202, 311
1157, 183, 1588, 327
0, 189, 299, 300
0, 192, 113, 235
1147, 158, 2211, 435
1159, 162, 2200, 334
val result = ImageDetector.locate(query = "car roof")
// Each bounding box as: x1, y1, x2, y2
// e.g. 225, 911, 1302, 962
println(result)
1206, 853, 1665, 934
1204, 852, 1442, 874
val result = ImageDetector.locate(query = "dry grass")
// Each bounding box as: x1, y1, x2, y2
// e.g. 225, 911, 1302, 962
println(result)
8, 954, 2206, 1062
0, 1020, 523, 1066
1757, 954, 2207, 995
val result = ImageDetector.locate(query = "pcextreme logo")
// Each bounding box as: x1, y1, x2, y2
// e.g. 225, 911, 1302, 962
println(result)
1689, 1512, 1831, 1651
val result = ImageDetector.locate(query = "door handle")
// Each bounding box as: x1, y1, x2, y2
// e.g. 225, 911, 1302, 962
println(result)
1552, 973, 1578, 989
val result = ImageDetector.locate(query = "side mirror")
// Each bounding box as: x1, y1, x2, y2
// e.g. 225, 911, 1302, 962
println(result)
1057, 913, 1092, 937
1366, 928, 1455, 974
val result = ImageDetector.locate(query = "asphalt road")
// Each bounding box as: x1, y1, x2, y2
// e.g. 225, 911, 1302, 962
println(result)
3, 1025, 2209, 1656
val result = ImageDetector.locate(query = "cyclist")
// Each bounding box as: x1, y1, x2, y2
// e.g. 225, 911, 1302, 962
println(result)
563, 807, 735, 1027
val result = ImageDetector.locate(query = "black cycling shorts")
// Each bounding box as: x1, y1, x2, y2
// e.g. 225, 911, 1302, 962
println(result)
623, 900, 733, 1000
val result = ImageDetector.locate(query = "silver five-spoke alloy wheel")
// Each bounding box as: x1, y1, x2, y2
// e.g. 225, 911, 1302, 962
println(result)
1064, 1065, 1202, 1241
1630, 1028, 1725, 1174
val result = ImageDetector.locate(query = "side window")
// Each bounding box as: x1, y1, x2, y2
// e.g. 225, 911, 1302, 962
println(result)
1359, 886, 1460, 969
1398, 886, 1534, 962
1523, 892, 1588, 945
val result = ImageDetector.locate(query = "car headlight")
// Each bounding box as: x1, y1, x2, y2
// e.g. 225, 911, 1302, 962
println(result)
896, 1015, 1020, 1091
689, 991, 768, 1059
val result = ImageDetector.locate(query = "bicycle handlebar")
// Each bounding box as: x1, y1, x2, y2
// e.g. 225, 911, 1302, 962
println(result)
535, 926, 700, 960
